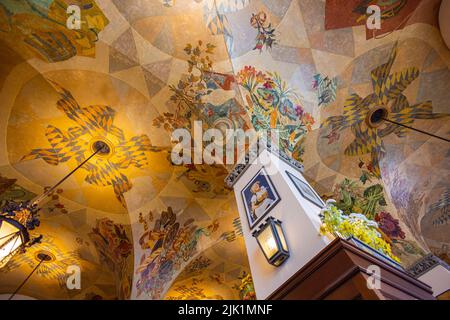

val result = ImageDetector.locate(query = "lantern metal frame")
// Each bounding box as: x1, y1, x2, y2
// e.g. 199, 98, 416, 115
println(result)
0, 215, 30, 267
252, 216, 289, 267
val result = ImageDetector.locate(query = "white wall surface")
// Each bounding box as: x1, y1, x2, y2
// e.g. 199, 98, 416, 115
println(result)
418, 264, 450, 297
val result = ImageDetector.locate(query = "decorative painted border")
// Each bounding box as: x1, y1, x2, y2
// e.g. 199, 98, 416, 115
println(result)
407, 253, 450, 278
224, 138, 304, 188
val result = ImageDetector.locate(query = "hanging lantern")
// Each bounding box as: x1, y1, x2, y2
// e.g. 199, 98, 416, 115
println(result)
0, 216, 29, 268
252, 217, 289, 267
0, 201, 37, 268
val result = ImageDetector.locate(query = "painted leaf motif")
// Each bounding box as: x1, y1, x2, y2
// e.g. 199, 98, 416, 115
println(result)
371, 42, 398, 100
344, 126, 372, 156
383, 67, 419, 103
389, 93, 409, 113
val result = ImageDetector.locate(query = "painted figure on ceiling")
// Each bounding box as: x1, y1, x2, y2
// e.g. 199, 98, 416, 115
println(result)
136, 206, 220, 299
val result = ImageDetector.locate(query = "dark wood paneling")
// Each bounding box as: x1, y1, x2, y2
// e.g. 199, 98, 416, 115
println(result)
267, 238, 435, 300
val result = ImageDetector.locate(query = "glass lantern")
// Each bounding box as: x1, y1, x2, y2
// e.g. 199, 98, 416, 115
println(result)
252, 217, 289, 267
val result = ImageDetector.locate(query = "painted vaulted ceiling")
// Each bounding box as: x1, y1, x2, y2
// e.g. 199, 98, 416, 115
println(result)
0, 0, 448, 299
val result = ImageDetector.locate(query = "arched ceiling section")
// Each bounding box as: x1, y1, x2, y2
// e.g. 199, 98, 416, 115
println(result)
164, 235, 252, 300
6, 71, 173, 214
219, 0, 450, 269
0, 0, 449, 300
0, 167, 134, 299
0, 0, 252, 300
129, 189, 246, 300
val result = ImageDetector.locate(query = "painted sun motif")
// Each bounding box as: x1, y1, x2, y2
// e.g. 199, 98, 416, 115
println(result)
321, 42, 447, 178
21, 80, 164, 208
0, 235, 80, 289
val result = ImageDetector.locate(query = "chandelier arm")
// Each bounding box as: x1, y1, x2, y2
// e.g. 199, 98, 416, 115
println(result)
382, 118, 450, 143
0, 232, 19, 241
31, 147, 102, 207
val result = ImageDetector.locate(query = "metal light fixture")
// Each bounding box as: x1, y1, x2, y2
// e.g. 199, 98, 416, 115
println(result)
8, 251, 53, 300
0, 203, 39, 269
0, 141, 110, 268
0, 215, 29, 268
252, 217, 289, 267
366, 106, 449, 143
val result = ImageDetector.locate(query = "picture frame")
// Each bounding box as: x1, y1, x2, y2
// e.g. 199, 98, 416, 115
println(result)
285, 171, 325, 208
241, 168, 281, 230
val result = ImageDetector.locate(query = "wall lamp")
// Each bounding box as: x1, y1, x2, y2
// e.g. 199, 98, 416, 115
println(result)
252, 217, 289, 267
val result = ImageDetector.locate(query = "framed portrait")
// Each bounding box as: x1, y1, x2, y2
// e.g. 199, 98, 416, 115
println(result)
241, 168, 281, 230
285, 171, 325, 208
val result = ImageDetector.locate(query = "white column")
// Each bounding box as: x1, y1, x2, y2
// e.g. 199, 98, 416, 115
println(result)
227, 149, 331, 299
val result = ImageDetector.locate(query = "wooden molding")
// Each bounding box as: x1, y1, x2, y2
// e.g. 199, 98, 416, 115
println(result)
267, 238, 435, 300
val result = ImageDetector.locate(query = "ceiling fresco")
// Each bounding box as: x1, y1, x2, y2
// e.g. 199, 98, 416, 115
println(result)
0, 0, 108, 62
0, 0, 449, 299
0, 168, 134, 299
131, 194, 249, 299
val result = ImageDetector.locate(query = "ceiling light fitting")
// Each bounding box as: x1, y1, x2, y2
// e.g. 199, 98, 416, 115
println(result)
366, 106, 449, 143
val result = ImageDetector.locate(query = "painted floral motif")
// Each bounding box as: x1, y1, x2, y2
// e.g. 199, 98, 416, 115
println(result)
0, 175, 36, 208
329, 178, 387, 220
375, 211, 405, 240
323, 130, 340, 145
250, 11, 276, 52
237, 66, 314, 162
166, 284, 224, 300
155, 41, 247, 133
320, 201, 400, 262
181, 256, 212, 275
162, 41, 216, 129
232, 271, 256, 300
323, 177, 427, 267
21, 81, 163, 208
89, 218, 133, 271
135, 206, 219, 299
313, 74, 337, 107
358, 159, 379, 185
391, 239, 426, 265
43, 188, 68, 214
321, 42, 446, 177
89, 218, 133, 299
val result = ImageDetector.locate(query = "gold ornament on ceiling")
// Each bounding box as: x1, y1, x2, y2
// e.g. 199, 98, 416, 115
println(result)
21, 80, 166, 208
320, 42, 447, 178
